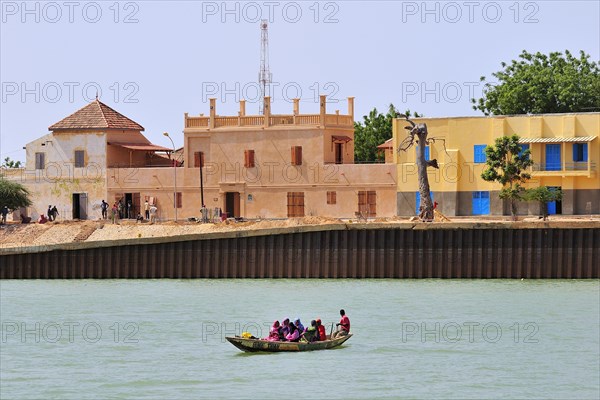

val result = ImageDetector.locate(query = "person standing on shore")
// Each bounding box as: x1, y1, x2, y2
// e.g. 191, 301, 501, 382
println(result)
111, 202, 118, 224
47, 205, 53, 221
149, 205, 157, 223
101, 200, 108, 219
51, 206, 59, 221
201, 205, 208, 223
144, 200, 149, 220
0, 206, 9, 224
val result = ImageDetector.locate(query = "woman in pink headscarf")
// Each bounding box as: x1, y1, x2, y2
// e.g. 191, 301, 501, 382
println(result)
285, 321, 300, 342
266, 320, 282, 341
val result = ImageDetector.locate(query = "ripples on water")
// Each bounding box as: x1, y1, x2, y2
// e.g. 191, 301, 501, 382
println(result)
1, 279, 598, 399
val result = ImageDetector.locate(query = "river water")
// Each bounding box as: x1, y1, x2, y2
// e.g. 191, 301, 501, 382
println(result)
1, 279, 598, 399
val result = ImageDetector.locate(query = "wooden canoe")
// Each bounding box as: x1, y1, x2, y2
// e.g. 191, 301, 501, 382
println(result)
226, 334, 352, 353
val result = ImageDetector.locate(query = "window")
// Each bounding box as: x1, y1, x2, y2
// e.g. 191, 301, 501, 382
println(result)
74, 150, 85, 168
327, 191, 336, 205
519, 144, 530, 160
291, 146, 302, 165
472, 191, 490, 215
194, 151, 204, 168
287, 192, 304, 217
573, 143, 588, 162
358, 191, 376, 217
244, 150, 255, 168
176, 192, 182, 208
35, 152, 45, 170
416, 145, 430, 161
474, 145, 487, 163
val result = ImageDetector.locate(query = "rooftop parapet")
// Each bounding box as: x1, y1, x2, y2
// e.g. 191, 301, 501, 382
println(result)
184, 95, 355, 130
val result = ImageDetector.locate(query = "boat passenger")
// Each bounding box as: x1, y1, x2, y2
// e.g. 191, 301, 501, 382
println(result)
301, 320, 319, 342
285, 321, 300, 342
266, 321, 281, 341
332, 309, 350, 339
294, 318, 304, 333
281, 318, 290, 337
316, 318, 327, 341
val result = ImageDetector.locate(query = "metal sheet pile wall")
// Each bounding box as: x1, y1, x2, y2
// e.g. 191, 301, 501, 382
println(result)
1, 228, 597, 279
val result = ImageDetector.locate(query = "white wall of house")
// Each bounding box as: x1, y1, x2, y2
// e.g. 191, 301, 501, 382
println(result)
21, 131, 108, 220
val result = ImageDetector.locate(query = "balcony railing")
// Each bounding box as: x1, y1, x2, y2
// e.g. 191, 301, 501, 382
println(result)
531, 162, 596, 172
185, 113, 354, 129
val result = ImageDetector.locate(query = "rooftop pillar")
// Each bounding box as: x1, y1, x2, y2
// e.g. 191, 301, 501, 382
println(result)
239, 100, 246, 116
263, 96, 271, 128
293, 98, 300, 115
209, 98, 216, 129
347, 96, 355, 119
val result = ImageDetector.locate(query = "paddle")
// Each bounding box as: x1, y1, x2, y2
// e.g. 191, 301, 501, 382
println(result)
329, 322, 334, 340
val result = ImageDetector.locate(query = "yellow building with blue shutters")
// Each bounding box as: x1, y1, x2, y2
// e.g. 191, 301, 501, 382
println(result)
392, 113, 599, 216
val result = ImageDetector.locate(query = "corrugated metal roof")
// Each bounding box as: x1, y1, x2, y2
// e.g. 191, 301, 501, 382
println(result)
108, 142, 171, 152
519, 136, 597, 143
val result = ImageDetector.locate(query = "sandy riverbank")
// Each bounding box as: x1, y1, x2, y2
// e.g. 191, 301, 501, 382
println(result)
1, 215, 598, 251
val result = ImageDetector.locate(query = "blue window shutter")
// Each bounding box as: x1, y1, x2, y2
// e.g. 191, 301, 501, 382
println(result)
545, 144, 561, 170
573, 143, 588, 162
474, 145, 486, 163
520, 144, 530, 159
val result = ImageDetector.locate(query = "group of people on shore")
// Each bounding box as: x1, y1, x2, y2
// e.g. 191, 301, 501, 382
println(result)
35, 205, 58, 224
102, 199, 157, 223
264, 310, 350, 343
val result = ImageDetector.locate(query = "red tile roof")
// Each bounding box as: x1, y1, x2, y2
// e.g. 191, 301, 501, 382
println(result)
49, 100, 144, 131
377, 138, 393, 149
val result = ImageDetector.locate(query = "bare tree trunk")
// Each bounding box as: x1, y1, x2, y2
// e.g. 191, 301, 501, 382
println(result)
510, 198, 518, 221
397, 118, 436, 222
416, 131, 433, 222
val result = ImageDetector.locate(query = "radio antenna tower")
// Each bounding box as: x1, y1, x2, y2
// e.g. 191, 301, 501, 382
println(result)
258, 20, 272, 114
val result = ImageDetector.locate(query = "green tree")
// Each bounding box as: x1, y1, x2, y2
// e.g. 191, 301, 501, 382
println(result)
481, 135, 533, 219
0, 177, 32, 210
354, 105, 421, 162
472, 50, 600, 115
523, 187, 563, 221
2, 157, 22, 168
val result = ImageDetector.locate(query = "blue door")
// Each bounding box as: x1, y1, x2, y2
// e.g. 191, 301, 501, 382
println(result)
545, 144, 561, 171
472, 191, 490, 215
546, 187, 561, 215
547, 200, 556, 215
416, 191, 434, 214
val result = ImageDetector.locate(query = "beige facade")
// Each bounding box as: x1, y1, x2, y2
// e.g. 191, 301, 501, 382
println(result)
114, 95, 397, 220
9, 96, 397, 221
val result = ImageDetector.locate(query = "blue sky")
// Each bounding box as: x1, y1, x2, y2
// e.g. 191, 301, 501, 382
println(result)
1, 0, 599, 162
